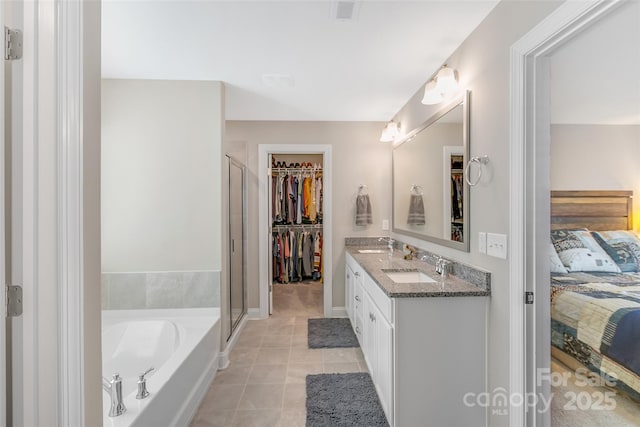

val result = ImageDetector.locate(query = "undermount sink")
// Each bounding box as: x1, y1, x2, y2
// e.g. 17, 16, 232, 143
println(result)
384, 270, 436, 283
358, 249, 387, 254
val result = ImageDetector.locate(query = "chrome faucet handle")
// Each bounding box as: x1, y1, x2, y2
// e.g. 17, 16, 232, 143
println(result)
103, 373, 127, 417
136, 367, 155, 399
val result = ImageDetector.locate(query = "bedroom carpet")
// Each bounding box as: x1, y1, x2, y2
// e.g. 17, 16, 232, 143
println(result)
306, 373, 389, 427
307, 318, 359, 349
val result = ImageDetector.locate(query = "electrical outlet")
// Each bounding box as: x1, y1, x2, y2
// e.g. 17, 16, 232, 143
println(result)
487, 233, 508, 259
382, 219, 389, 230
478, 232, 487, 254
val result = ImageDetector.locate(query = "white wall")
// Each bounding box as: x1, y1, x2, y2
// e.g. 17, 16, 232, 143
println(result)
551, 124, 640, 228
392, 2, 561, 427
102, 79, 224, 272
225, 121, 391, 309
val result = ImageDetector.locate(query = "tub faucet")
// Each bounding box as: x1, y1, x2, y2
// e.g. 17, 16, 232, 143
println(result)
136, 367, 155, 399
103, 373, 126, 417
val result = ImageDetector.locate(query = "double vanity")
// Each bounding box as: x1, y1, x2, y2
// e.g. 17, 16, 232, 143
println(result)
345, 244, 490, 427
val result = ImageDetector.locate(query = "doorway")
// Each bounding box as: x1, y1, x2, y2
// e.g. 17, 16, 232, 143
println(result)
511, 1, 639, 426
258, 144, 333, 319
270, 153, 324, 317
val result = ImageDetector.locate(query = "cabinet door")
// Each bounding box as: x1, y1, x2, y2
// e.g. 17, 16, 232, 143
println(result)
345, 264, 354, 322
375, 309, 393, 423
362, 292, 377, 378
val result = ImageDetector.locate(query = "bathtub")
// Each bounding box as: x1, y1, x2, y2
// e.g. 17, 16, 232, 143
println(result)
101, 308, 220, 427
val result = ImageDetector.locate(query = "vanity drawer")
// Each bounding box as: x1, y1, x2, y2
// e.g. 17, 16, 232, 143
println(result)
363, 274, 393, 324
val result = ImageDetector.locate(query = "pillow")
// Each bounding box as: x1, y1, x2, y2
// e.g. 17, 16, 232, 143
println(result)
592, 230, 640, 272
551, 229, 620, 273
549, 243, 568, 274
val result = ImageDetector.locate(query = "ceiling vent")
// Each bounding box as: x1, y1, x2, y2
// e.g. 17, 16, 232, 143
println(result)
332, 0, 360, 21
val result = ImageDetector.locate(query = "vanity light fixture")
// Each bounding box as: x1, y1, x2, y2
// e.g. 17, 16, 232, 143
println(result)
380, 120, 401, 142
421, 65, 460, 105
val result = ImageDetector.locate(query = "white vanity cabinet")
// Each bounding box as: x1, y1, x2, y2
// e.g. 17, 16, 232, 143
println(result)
345, 254, 365, 343
362, 286, 394, 421
345, 252, 487, 427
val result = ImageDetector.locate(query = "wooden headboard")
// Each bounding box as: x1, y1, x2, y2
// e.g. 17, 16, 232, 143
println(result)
550, 191, 633, 231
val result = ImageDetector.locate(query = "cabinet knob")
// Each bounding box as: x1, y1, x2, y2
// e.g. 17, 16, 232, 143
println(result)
356, 326, 360, 334
355, 295, 360, 302
355, 272, 360, 277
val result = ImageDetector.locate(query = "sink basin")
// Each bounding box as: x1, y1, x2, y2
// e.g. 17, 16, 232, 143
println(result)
384, 270, 436, 283
358, 249, 387, 254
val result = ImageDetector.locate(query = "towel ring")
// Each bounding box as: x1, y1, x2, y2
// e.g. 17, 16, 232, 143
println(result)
464, 155, 489, 187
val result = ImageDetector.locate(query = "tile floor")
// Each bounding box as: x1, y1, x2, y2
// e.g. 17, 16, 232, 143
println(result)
190, 281, 366, 427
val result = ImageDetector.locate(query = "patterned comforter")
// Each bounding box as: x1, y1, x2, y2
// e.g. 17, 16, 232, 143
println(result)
551, 272, 640, 401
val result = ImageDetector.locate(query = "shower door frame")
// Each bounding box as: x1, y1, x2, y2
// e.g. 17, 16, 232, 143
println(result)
227, 155, 247, 338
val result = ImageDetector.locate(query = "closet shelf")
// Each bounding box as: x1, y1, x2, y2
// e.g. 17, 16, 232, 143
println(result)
272, 224, 323, 229
271, 167, 323, 174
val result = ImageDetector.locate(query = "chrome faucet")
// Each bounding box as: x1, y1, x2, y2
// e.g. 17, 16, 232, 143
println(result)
136, 367, 155, 399
378, 237, 395, 252
103, 373, 126, 417
435, 257, 451, 278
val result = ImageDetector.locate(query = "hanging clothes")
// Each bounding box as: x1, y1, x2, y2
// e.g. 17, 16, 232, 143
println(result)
271, 160, 323, 284
313, 231, 322, 281
272, 227, 323, 283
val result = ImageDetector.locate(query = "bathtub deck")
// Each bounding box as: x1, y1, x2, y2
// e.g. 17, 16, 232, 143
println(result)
190, 281, 363, 427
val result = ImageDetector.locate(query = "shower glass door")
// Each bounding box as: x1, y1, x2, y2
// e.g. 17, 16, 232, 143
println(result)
228, 156, 246, 338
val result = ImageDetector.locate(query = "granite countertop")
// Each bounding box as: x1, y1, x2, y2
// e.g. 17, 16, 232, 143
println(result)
346, 246, 491, 298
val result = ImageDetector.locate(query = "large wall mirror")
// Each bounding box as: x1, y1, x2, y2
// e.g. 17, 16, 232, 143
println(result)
392, 90, 470, 251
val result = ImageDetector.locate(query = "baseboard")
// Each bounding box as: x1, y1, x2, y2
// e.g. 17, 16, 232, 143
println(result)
247, 308, 263, 319
332, 307, 347, 318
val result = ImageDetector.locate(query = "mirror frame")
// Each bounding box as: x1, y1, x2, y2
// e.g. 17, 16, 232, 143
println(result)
392, 90, 470, 251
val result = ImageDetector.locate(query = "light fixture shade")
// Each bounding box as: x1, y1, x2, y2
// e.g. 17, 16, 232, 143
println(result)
380, 121, 400, 142
421, 80, 443, 105
435, 65, 459, 97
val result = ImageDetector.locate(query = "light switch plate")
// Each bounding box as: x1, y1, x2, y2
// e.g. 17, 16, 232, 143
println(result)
382, 219, 389, 230
487, 233, 508, 259
478, 232, 487, 254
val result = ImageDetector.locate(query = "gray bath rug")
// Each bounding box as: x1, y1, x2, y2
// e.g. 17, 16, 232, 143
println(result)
306, 373, 389, 427
307, 318, 359, 349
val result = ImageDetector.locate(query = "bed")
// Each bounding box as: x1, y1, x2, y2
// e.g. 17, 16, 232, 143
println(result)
550, 190, 640, 401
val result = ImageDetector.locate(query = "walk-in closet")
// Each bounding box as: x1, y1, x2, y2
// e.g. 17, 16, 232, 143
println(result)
269, 154, 324, 316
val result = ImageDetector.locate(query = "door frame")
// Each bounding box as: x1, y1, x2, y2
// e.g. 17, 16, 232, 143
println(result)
1, 1, 7, 423
19, 0, 101, 425
509, 1, 624, 426
258, 144, 333, 318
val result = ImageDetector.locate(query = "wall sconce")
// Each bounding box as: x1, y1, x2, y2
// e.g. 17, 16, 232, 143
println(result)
380, 120, 400, 142
421, 65, 460, 105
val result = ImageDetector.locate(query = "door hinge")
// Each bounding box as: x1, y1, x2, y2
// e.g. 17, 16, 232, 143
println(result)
6, 285, 23, 317
5, 27, 22, 60
525, 291, 534, 305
